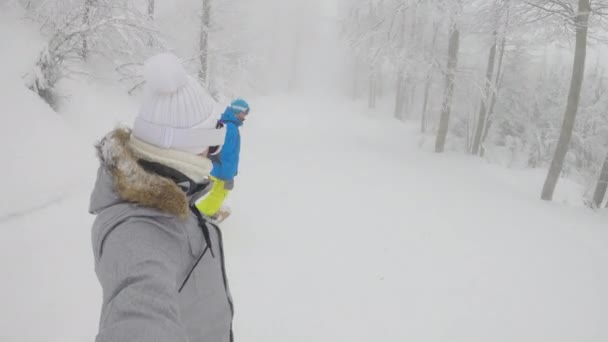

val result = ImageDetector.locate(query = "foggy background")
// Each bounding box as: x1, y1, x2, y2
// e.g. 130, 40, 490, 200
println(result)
2, 0, 608, 341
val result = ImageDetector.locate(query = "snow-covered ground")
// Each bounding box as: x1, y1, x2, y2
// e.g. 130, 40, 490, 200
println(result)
2, 8, 608, 342
3, 90, 608, 341
228, 96, 608, 342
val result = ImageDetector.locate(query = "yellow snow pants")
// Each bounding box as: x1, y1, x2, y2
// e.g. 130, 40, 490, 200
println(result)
196, 177, 230, 217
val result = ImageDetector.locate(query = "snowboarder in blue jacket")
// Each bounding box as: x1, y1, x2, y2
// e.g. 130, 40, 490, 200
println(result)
197, 99, 250, 219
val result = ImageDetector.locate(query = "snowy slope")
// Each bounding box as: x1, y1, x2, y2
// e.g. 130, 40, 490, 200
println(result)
0, 6, 90, 220
224, 95, 608, 342
2, 91, 608, 342
0, 8, 135, 341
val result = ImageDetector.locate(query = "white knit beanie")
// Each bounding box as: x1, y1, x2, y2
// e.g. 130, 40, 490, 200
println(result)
132, 53, 226, 154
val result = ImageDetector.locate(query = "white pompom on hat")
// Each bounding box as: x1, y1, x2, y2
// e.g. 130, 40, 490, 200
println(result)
132, 53, 226, 154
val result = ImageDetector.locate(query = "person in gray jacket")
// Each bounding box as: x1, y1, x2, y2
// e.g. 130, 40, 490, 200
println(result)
89, 53, 234, 342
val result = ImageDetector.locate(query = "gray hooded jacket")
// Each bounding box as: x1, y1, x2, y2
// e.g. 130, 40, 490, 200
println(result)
89, 129, 233, 342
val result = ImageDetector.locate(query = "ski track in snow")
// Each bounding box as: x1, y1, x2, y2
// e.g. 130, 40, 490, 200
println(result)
1, 95, 608, 342
0, 191, 76, 224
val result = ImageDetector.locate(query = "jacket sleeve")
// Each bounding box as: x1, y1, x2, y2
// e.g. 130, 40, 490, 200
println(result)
95, 218, 189, 342
217, 125, 238, 181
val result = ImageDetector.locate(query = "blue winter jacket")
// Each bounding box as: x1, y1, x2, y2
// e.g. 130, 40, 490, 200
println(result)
211, 108, 242, 181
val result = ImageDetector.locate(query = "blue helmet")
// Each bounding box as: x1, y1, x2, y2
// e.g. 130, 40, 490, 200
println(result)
229, 98, 250, 114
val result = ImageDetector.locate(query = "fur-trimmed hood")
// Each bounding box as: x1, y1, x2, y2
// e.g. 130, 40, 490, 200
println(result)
90, 128, 209, 218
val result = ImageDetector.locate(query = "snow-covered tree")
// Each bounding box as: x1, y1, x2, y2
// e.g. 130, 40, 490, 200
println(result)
22, 0, 163, 106
539, 0, 592, 201
435, 1, 462, 153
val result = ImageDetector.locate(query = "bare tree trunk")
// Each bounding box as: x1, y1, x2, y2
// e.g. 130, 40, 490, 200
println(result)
147, 0, 155, 47
393, 3, 408, 119
541, 0, 590, 201
377, 71, 384, 99
480, 0, 510, 157
435, 20, 460, 153
592, 151, 608, 208
420, 22, 440, 133
352, 11, 362, 101
420, 69, 432, 133
352, 59, 360, 101
405, 75, 415, 119
368, 15, 377, 110
471, 30, 498, 155
81, 0, 93, 60
405, 1, 419, 119
198, 0, 211, 84
148, 0, 154, 19
394, 72, 405, 119
480, 35, 507, 157
468, 99, 481, 151
368, 65, 377, 109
